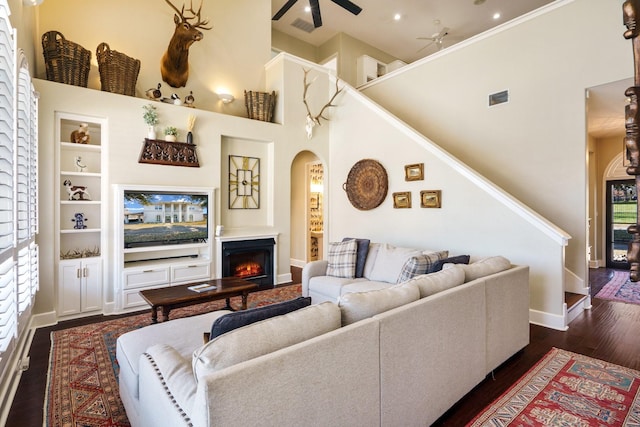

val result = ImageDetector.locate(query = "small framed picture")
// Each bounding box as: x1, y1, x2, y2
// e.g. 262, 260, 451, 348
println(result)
393, 191, 412, 208
404, 163, 424, 181
420, 190, 441, 208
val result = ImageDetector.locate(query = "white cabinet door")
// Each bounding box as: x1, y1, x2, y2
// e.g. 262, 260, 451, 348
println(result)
58, 258, 102, 316
58, 260, 82, 316
81, 258, 102, 312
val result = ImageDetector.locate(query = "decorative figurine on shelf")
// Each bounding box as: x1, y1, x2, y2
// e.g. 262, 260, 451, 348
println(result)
70, 123, 90, 144
186, 114, 195, 144
145, 83, 162, 101
184, 91, 195, 108
71, 213, 88, 229
143, 104, 159, 139
74, 156, 87, 172
164, 126, 178, 142
63, 179, 91, 201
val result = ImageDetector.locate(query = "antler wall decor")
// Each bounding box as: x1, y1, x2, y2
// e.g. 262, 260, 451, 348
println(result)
302, 68, 344, 139
623, 0, 640, 281
161, 0, 212, 88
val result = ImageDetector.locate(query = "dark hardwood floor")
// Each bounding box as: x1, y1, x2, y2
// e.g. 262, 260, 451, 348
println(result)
7, 268, 640, 426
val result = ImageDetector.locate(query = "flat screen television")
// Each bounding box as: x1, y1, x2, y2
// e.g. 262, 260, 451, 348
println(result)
123, 189, 209, 249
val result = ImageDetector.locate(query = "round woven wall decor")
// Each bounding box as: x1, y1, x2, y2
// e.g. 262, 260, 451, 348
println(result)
343, 159, 388, 210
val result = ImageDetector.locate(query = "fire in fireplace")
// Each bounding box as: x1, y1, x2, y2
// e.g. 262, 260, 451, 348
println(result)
222, 238, 275, 286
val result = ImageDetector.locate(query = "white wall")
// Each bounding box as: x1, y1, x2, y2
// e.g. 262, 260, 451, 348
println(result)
360, 0, 632, 291
34, 0, 271, 117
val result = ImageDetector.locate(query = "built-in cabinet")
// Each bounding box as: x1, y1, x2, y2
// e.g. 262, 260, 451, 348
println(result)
356, 55, 406, 87
113, 185, 214, 311
55, 112, 108, 318
307, 162, 324, 261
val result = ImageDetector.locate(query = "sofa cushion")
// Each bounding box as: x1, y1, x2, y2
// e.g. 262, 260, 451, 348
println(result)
396, 251, 449, 283
341, 280, 394, 296
448, 256, 511, 282
192, 302, 341, 379
342, 237, 370, 278
210, 296, 312, 340
368, 244, 423, 283
338, 282, 420, 326
326, 239, 357, 278
308, 276, 365, 301
430, 255, 470, 273
406, 266, 466, 298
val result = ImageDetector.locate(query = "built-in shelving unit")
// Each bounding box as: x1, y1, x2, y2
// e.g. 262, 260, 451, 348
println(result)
113, 184, 214, 311
356, 55, 406, 87
307, 162, 324, 261
55, 112, 108, 318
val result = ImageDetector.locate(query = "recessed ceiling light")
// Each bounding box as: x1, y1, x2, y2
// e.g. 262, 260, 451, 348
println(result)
394, 13, 401, 21
304, 6, 311, 13
493, 12, 501, 20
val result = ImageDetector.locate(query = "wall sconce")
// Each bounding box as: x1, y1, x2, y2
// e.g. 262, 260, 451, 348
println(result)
23, 0, 44, 5
217, 93, 234, 104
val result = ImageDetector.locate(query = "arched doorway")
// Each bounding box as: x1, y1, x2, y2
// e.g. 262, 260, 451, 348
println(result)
603, 154, 635, 269
290, 151, 325, 270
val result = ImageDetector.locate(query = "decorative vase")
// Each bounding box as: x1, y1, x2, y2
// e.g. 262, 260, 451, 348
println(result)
147, 126, 156, 140
186, 131, 193, 144
165, 134, 177, 142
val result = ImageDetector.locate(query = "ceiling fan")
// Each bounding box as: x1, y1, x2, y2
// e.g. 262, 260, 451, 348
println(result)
417, 26, 450, 53
272, 0, 363, 29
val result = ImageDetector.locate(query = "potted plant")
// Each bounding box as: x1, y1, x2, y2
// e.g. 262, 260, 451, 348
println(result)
142, 104, 159, 139
164, 126, 178, 142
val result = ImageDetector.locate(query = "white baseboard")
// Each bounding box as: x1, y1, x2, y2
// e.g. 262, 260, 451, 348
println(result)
529, 308, 568, 331
102, 301, 116, 315
31, 310, 58, 329
589, 259, 603, 268
277, 272, 292, 285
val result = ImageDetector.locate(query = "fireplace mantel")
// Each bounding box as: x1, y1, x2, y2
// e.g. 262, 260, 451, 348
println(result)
215, 227, 279, 282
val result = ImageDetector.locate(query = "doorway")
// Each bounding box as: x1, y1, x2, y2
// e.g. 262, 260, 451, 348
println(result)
605, 179, 636, 269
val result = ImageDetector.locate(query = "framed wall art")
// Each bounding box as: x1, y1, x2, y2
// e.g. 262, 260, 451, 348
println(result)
404, 163, 424, 181
420, 190, 441, 208
229, 155, 260, 209
393, 191, 412, 208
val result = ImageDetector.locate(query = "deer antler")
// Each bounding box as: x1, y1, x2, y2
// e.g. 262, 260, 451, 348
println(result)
302, 68, 343, 126
164, 0, 212, 29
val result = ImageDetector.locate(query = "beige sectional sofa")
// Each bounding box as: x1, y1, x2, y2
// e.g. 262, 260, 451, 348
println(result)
116, 245, 529, 426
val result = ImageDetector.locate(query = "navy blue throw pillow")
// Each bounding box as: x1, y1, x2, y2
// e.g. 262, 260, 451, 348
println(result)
430, 255, 471, 273
209, 296, 312, 340
342, 237, 370, 278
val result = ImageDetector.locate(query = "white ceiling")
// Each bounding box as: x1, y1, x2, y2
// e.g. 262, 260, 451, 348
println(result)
271, 0, 626, 139
271, 0, 555, 63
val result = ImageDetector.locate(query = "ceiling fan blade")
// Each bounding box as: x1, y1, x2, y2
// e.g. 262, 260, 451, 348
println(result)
330, 0, 362, 15
272, 0, 299, 21
310, 0, 322, 27
417, 41, 435, 53
438, 27, 450, 38
416, 37, 435, 41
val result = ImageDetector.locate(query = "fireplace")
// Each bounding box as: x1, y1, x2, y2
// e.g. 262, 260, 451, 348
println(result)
221, 238, 275, 286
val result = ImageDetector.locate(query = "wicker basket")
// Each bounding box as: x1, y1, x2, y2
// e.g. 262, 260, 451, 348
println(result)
96, 43, 141, 96
41, 31, 91, 87
244, 90, 276, 122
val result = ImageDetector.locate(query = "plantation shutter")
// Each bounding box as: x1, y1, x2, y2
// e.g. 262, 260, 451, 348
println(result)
0, 0, 13, 263
0, 0, 16, 367
16, 57, 30, 243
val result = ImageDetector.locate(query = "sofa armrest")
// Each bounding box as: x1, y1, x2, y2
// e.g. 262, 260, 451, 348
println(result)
138, 344, 197, 427
301, 260, 328, 297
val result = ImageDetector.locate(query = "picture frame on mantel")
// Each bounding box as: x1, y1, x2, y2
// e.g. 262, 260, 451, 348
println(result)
404, 163, 424, 181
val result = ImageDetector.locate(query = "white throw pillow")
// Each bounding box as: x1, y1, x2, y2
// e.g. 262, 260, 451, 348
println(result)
338, 282, 420, 326
368, 244, 422, 283
192, 302, 341, 380
406, 266, 466, 298
326, 239, 357, 279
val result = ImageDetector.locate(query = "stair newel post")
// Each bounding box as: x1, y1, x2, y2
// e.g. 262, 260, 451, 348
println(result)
623, 0, 640, 280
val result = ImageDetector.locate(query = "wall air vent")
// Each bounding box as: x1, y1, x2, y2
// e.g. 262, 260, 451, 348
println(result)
489, 90, 509, 107
291, 18, 316, 34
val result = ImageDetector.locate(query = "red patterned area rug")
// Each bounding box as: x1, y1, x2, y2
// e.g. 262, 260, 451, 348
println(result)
596, 270, 640, 306
467, 348, 640, 426
44, 284, 301, 427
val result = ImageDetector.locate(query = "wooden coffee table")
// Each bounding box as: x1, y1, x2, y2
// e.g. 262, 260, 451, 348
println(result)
139, 277, 259, 324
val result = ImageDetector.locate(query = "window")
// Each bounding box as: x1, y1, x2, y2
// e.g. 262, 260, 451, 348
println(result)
0, 0, 39, 379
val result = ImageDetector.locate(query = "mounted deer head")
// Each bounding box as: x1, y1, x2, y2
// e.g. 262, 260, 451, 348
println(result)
161, 0, 212, 88
303, 68, 343, 139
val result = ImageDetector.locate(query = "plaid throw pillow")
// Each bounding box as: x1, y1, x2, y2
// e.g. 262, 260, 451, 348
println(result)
396, 251, 448, 283
326, 239, 357, 279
